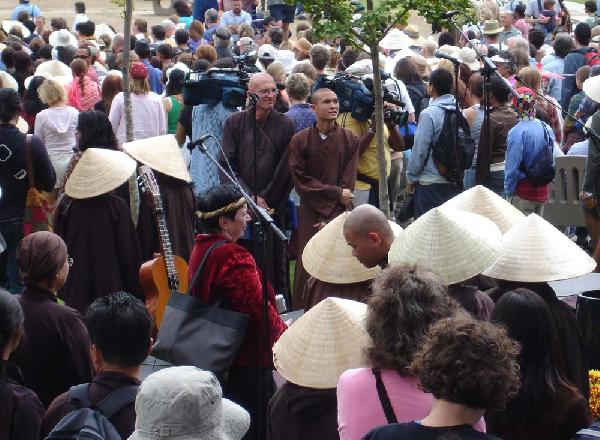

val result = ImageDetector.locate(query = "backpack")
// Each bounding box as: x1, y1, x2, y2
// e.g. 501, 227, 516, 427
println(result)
44, 384, 139, 440
573, 422, 600, 439
585, 50, 600, 68
427, 107, 475, 186
520, 121, 556, 186
405, 84, 429, 121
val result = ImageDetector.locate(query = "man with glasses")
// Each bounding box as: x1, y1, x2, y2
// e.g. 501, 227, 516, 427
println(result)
221, 72, 295, 302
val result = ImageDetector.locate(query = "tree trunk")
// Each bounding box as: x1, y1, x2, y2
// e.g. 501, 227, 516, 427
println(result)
369, 44, 390, 218
122, 0, 134, 143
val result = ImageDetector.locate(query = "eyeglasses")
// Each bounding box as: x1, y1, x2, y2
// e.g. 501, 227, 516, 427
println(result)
256, 88, 278, 97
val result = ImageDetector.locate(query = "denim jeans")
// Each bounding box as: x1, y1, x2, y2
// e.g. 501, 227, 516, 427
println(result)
0, 219, 24, 294
463, 169, 505, 198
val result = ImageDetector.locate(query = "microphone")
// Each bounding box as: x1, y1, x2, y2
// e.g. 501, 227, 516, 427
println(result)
187, 133, 211, 152
434, 50, 460, 64
440, 10, 460, 19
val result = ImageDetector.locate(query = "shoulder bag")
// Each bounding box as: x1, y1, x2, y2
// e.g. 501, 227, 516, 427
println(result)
22, 135, 53, 236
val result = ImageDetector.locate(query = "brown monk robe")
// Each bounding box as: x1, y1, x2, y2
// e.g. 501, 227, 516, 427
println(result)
54, 194, 144, 314
137, 172, 196, 262
303, 276, 372, 311
289, 89, 371, 309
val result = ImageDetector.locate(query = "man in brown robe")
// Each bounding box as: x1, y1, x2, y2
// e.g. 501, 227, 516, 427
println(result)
221, 72, 295, 297
289, 88, 372, 309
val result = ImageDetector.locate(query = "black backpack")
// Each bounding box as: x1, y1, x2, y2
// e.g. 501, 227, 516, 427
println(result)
44, 384, 138, 440
406, 84, 429, 121
520, 121, 556, 186
427, 107, 475, 186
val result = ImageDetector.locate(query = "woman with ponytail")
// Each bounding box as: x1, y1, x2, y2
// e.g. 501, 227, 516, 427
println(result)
66, 58, 101, 111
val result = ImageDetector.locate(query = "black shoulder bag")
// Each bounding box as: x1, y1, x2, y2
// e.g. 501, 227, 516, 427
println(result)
372, 368, 398, 424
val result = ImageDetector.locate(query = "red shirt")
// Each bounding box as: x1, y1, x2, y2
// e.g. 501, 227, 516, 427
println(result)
188, 233, 287, 367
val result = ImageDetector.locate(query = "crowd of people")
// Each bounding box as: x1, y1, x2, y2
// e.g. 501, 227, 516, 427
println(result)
1, 0, 600, 438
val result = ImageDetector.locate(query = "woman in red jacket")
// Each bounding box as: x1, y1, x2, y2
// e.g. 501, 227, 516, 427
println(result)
189, 184, 287, 440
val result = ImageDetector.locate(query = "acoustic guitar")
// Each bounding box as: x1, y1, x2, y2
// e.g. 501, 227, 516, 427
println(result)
138, 165, 189, 329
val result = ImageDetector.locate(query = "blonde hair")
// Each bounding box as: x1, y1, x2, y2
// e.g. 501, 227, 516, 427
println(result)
266, 61, 286, 83
517, 66, 541, 91
39, 78, 66, 105
130, 77, 150, 95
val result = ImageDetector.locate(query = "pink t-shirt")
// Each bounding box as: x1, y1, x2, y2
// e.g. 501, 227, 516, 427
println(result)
514, 19, 529, 38
337, 368, 486, 440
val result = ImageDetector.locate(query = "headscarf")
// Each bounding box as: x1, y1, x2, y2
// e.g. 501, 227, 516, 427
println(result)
513, 87, 536, 121
16, 232, 68, 286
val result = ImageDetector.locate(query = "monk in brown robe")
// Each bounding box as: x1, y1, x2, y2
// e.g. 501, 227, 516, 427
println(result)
221, 73, 295, 296
289, 88, 373, 309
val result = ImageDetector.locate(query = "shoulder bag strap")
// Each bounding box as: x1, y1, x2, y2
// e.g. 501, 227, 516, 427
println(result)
95, 385, 139, 418
68, 383, 92, 410
25, 134, 34, 189
185, 240, 227, 295
372, 368, 398, 424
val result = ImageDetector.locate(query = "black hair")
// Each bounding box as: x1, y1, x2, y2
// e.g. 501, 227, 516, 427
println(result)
575, 22, 592, 46
174, 29, 189, 46
23, 19, 35, 33
553, 34, 574, 58
134, 41, 151, 59
429, 68, 453, 96
585, 0, 597, 12
166, 68, 185, 96
77, 110, 119, 151
528, 29, 545, 50
0, 288, 24, 352
438, 31, 456, 47
151, 24, 166, 41
211, 57, 235, 68
515, 3, 526, 17
173, 0, 191, 16
75, 1, 86, 13
197, 185, 243, 233
56, 45, 76, 66
85, 291, 152, 368
489, 75, 512, 103
23, 76, 48, 117
157, 43, 173, 59
192, 58, 210, 71
38, 44, 53, 60
1, 48, 16, 69
76, 20, 95, 37
490, 288, 571, 427
269, 27, 284, 46
0, 89, 22, 123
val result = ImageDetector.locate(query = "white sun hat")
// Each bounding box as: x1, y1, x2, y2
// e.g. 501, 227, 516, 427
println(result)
49, 28, 78, 48
65, 149, 136, 199
2, 20, 30, 39
389, 207, 502, 285
441, 185, 525, 234
0, 71, 18, 91
302, 212, 381, 284
583, 75, 600, 104
456, 46, 481, 71
122, 135, 191, 182
379, 28, 411, 51
34, 59, 73, 86
482, 213, 597, 282
273, 297, 369, 389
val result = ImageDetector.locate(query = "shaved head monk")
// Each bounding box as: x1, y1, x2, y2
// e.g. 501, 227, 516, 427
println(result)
343, 204, 395, 268
289, 87, 375, 309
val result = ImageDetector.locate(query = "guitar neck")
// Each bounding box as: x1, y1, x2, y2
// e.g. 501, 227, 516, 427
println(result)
155, 204, 179, 290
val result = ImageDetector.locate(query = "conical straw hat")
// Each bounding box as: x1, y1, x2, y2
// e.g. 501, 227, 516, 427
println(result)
442, 185, 525, 234
302, 212, 395, 284
482, 214, 597, 282
65, 149, 136, 199
273, 297, 369, 388
122, 135, 191, 182
389, 207, 501, 285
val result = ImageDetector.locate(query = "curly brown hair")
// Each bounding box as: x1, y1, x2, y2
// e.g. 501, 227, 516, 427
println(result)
411, 314, 521, 411
365, 264, 458, 375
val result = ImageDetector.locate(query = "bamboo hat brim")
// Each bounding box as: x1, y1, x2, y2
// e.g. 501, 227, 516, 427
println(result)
583, 75, 600, 104
122, 135, 191, 182
441, 185, 525, 234
273, 297, 369, 389
389, 207, 502, 285
482, 214, 597, 282
65, 148, 136, 199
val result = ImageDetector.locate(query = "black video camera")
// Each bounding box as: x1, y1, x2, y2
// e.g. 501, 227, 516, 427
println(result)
183, 67, 250, 109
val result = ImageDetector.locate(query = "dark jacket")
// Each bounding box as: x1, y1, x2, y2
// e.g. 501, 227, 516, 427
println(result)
41, 371, 140, 439
11, 287, 93, 408
267, 382, 339, 440
476, 105, 517, 184
0, 123, 55, 222
0, 361, 44, 440
561, 47, 596, 110
583, 111, 600, 209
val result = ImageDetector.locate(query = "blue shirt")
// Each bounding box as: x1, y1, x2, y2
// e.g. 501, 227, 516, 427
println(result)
141, 59, 164, 95
542, 56, 564, 102
286, 103, 316, 133
505, 118, 555, 196
10, 2, 41, 19
219, 11, 252, 41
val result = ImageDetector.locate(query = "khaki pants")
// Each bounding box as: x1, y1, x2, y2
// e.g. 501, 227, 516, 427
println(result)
508, 195, 545, 216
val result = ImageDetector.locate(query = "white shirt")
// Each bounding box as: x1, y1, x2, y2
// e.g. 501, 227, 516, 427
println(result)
109, 92, 167, 145
34, 106, 79, 155
72, 13, 91, 32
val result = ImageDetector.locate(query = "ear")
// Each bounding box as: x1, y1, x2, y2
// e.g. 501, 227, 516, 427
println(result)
90, 343, 102, 367
218, 215, 230, 230
367, 232, 383, 246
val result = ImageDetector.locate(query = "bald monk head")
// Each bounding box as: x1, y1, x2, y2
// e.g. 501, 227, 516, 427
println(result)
343, 204, 395, 268
310, 88, 339, 122
248, 72, 277, 112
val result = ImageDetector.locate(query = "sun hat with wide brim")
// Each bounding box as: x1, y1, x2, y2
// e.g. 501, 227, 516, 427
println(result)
65, 148, 136, 199
128, 366, 250, 440
273, 297, 369, 389
122, 135, 191, 182
0, 71, 18, 91
583, 75, 600, 104
456, 46, 481, 72
302, 212, 400, 284
2, 20, 30, 39
389, 207, 502, 285
48, 29, 78, 48
35, 59, 73, 87
379, 28, 411, 51
482, 214, 597, 282
441, 185, 525, 234
482, 19, 501, 35
404, 25, 425, 47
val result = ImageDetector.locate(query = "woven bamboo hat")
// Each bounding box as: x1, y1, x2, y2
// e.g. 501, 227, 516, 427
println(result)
302, 212, 402, 284
122, 135, 191, 182
65, 148, 136, 199
389, 207, 501, 285
483, 214, 597, 282
442, 185, 525, 234
583, 75, 600, 104
273, 297, 369, 388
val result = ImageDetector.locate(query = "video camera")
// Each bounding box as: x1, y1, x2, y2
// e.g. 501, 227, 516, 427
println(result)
183, 54, 255, 109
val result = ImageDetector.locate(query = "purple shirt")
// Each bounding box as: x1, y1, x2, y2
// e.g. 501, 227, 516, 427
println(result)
286, 103, 316, 133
